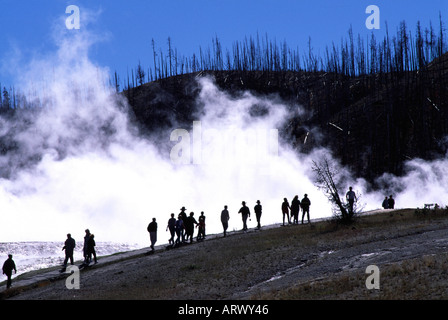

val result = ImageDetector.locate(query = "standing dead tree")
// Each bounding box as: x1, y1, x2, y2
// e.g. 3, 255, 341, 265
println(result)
312, 157, 356, 224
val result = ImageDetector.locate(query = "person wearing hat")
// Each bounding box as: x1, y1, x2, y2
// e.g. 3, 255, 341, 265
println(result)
2, 254, 17, 289
179, 207, 187, 242
238, 201, 251, 231
254, 200, 262, 229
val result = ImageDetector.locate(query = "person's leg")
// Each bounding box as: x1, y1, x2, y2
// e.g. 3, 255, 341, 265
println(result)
223, 222, 228, 236
6, 272, 12, 288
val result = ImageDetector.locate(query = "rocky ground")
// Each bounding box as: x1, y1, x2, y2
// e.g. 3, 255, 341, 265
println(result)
2, 208, 448, 301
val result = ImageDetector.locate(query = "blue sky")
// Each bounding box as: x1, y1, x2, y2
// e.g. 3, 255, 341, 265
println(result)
1, 0, 448, 89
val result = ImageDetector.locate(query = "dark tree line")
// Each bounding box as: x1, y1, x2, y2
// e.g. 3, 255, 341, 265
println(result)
1, 17, 446, 111
114, 16, 447, 92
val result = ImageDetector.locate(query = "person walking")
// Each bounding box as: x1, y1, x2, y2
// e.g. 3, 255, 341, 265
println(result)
2, 254, 17, 289
185, 212, 198, 243
221, 205, 230, 237
238, 201, 251, 231
175, 215, 184, 244
346, 187, 357, 214
254, 200, 262, 229
282, 198, 291, 225
147, 218, 158, 252
62, 233, 76, 267
291, 195, 301, 224
87, 234, 98, 264
179, 207, 188, 242
301, 194, 311, 224
197, 212, 206, 241
167, 213, 176, 245
83, 229, 91, 264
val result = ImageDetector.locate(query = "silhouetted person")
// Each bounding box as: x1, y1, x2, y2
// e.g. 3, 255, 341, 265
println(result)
2, 254, 16, 289
301, 194, 311, 224
83, 229, 91, 263
291, 195, 301, 224
175, 215, 184, 244
87, 234, 97, 264
167, 213, 176, 245
388, 195, 395, 209
179, 207, 188, 242
197, 212, 206, 241
254, 200, 262, 229
62, 233, 76, 267
221, 205, 230, 237
185, 212, 198, 243
147, 218, 158, 252
346, 187, 357, 214
282, 198, 291, 225
238, 201, 250, 231
382, 196, 389, 209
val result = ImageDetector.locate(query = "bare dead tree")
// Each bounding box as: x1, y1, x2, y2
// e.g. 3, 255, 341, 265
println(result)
312, 157, 358, 224
136, 61, 145, 86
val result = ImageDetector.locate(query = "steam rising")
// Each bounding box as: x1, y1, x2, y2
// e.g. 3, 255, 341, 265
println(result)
1, 23, 447, 248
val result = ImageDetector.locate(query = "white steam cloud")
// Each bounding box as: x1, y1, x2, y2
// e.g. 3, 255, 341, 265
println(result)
1, 20, 447, 248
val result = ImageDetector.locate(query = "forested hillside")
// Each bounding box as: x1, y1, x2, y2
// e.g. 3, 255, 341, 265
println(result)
1, 19, 447, 186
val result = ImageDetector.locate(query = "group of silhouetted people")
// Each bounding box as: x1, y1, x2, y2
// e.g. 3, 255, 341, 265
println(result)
1, 228, 98, 289
281, 194, 312, 226
3, 186, 401, 290
382, 195, 395, 209
147, 207, 208, 253
145, 195, 314, 253
61, 229, 97, 271
145, 188, 396, 255
145, 188, 398, 254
